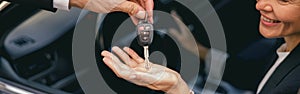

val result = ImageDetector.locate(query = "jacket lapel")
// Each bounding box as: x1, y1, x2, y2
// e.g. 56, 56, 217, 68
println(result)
260, 43, 300, 94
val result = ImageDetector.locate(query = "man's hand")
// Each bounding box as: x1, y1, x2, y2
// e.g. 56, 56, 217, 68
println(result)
69, 0, 153, 25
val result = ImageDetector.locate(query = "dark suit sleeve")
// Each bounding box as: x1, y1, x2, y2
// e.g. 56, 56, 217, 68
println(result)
4, 0, 57, 12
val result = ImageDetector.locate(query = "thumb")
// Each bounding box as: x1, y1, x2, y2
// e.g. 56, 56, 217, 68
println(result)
112, 1, 146, 19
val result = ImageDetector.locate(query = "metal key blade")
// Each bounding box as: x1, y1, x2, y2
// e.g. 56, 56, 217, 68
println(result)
144, 46, 151, 70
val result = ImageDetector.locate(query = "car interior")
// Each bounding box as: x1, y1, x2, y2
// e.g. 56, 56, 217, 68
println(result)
0, 1, 82, 93
0, 0, 264, 94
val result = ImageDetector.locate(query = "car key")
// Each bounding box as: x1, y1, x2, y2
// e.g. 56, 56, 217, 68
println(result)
136, 13, 153, 70
137, 13, 154, 46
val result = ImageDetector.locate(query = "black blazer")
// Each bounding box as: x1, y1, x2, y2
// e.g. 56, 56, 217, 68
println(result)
222, 38, 300, 93
259, 43, 300, 94
4, 0, 57, 12
222, 39, 280, 91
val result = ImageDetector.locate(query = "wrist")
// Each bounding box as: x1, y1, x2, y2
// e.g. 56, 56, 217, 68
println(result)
69, 0, 88, 8
165, 74, 190, 94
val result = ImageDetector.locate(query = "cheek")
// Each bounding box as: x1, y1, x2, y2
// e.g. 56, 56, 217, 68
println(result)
274, 6, 300, 22
258, 21, 288, 38
259, 24, 278, 38
283, 17, 300, 35
293, 17, 300, 30
293, 25, 300, 34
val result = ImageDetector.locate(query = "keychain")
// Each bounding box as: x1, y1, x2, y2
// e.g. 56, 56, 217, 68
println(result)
136, 13, 153, 70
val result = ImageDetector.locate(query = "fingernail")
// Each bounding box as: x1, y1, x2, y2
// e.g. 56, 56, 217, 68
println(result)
135, 11, 146, 19
149, 17, 154, 24
112, 46, 117, 49
101, 51, 108, 56
101, 51, 104, 56
112, 46, 118, 51
123, 47, 129, 51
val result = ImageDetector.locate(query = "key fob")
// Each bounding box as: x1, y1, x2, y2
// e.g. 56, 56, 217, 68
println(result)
137, 20, 153, 46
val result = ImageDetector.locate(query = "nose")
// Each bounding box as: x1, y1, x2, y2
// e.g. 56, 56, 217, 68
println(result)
256, 0, 273, 12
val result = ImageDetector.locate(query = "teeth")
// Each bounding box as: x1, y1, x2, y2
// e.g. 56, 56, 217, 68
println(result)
262, 16, 280, 23
263, 17, 271, 22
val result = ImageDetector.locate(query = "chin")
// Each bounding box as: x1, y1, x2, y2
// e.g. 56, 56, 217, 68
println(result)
259, 28, 279, 38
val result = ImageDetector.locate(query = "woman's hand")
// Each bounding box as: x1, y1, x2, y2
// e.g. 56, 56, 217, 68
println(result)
101, 46, 190, 93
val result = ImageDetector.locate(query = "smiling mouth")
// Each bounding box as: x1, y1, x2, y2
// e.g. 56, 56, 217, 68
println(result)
262, 16, 281, 23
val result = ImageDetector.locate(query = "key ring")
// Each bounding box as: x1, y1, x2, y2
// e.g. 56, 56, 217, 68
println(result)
144, 12, 148, 22
139, 12, 149, 24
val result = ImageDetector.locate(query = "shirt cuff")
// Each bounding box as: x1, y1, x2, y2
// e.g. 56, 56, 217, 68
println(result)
53, 0, 70, 11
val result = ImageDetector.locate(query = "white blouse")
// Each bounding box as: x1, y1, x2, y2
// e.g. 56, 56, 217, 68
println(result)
256, 43, 290, 94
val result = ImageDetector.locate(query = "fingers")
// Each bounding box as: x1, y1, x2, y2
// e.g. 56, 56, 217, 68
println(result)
113, 1, 145, 16
101, 50, 138, 79
130, 10, 147, 25
112, 46, 138, 67
129, 0, 154, 25
144, 0, 154, 23
102, 56, 120, 75
123, 47, 144, 63
137, 0, 146, 8
101, 51, 126, 77
101, 50, 122, 65
130, 16, 139, 25
101, 48, 182, 92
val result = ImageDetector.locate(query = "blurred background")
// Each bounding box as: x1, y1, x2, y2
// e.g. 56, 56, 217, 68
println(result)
0, 0, 265, 94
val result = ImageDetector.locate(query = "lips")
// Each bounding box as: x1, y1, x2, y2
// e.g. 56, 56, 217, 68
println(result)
262, 15, 281, 23
261, 15, 281, 26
